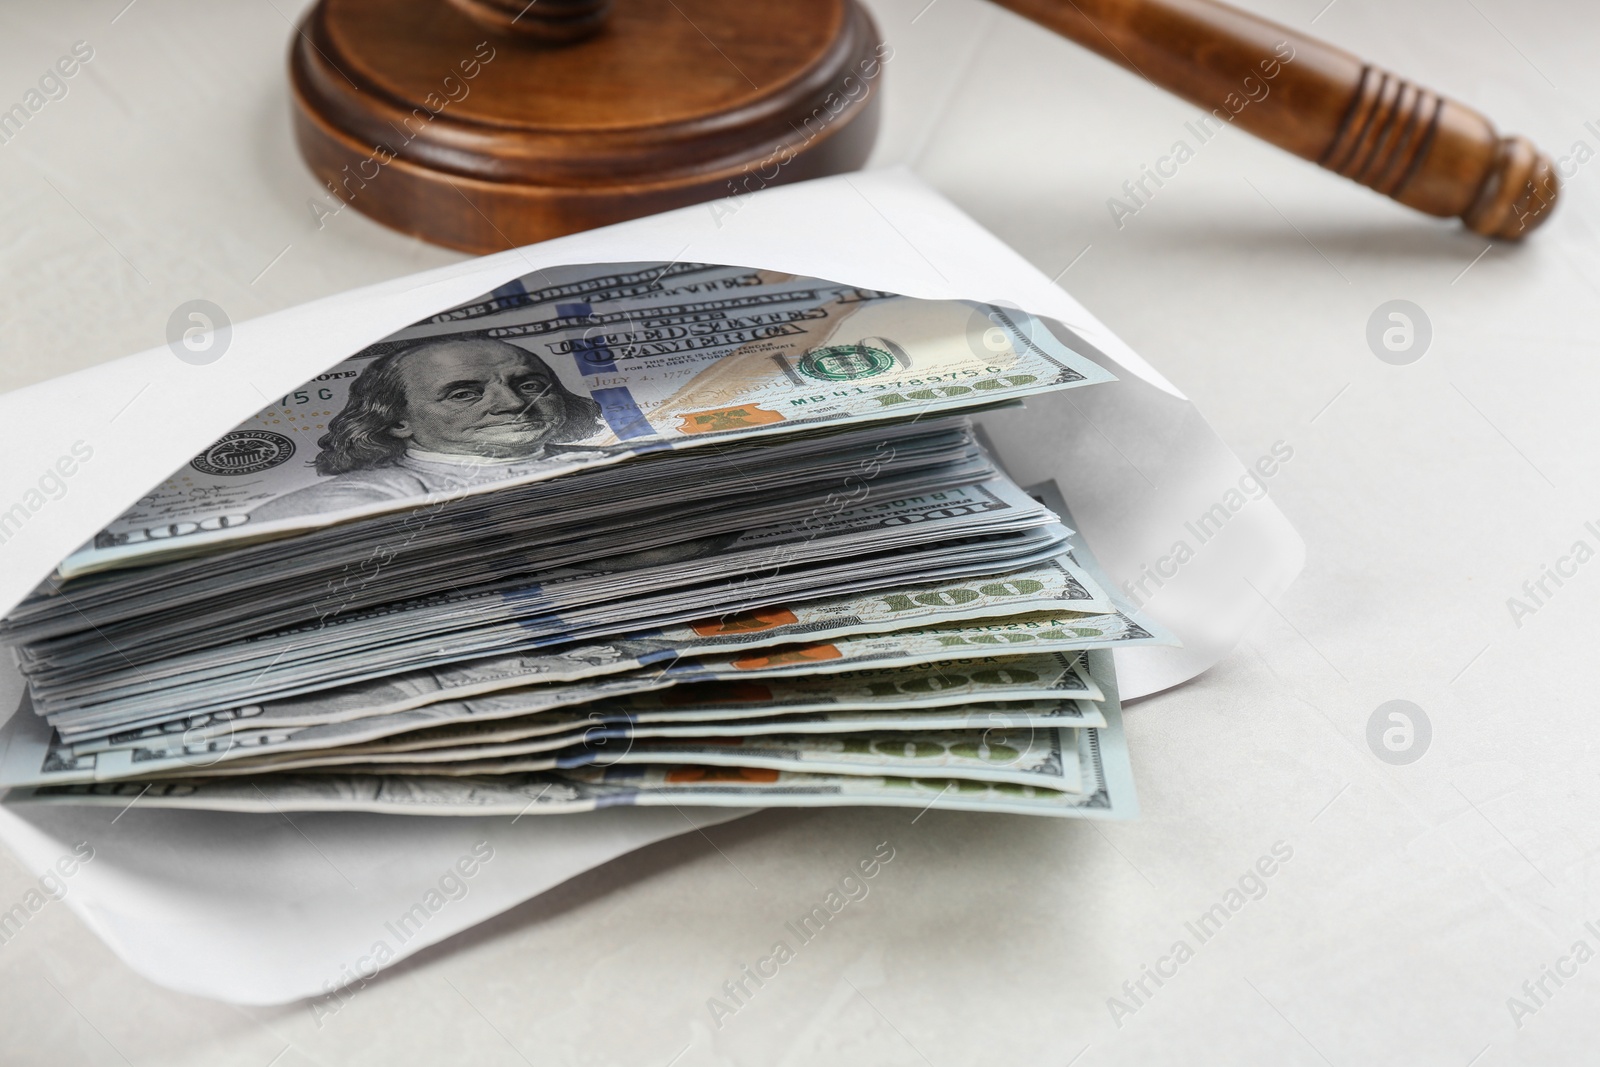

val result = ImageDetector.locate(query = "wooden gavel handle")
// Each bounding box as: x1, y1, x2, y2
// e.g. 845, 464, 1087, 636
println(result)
992, 0, 1558, 238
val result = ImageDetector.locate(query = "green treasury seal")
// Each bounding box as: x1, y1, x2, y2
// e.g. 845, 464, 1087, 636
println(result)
798, 343, 896, 382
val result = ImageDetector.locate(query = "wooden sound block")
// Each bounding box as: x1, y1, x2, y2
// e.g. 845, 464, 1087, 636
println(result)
291, 0, 884, 253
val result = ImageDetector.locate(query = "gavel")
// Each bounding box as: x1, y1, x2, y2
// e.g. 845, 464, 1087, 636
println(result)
292, 0, 1558, 251
991, 0, 1557, 239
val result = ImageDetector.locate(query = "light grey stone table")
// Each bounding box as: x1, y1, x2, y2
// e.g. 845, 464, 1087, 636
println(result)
2, 0, 1597, 1063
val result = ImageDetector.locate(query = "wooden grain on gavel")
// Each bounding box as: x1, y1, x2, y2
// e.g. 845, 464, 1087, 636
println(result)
290, 0, 1558, 251
992, 0, 1558, 237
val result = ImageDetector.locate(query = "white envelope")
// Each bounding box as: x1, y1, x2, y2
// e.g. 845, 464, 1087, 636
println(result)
0, 167, 1302, 1004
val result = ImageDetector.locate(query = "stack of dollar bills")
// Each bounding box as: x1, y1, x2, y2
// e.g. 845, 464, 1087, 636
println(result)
0, 262, 1171, 819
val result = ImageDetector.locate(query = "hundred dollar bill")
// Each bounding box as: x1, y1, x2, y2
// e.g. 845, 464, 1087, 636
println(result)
326, 698, 1108, 755
212, 653, 1099, 767
160, 677, 1093, 771
589, 727, 1083, 791
2, 650, 1102, 787
141, 718, 1085, 789
673, 605, 1172, 681
30, 475, 1064, 727
15, 423, 986, 656
80, 648, 1100, 779
126, 598, 1152, 748
37, 527, 1094, 742
18, 763, 1118, 817
628, 698, 1106, 733
57, 595, 1126, 750
62, 550, 1108, 749
14, 720, 1122, 816
416, 261, 768, 325
171, 698, 1109, 775
0, 673, 669, 789
25, 450, 1005, 677
14, 666, 1135, 816
34, 523, 1069, 741
64, 262, 1113, 577
12, 417, 966, 625
56, 594, 1128, 751
254, 727, 1086, 792
590, 657, 1102, 720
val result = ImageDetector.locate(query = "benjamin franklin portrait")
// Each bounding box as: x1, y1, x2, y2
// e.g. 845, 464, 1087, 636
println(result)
252, 337, 603, 521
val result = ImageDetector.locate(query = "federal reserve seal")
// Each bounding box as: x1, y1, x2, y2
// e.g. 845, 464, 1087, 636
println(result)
190, 431, 296, 476
798, 343, 895, 382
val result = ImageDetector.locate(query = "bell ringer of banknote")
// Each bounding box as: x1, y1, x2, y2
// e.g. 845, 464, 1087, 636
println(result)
0, 260, 1171, 822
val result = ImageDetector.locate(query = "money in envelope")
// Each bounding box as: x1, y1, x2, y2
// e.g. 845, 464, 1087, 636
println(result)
3, 260, 1168, 817
0, 171, 1305, 1005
